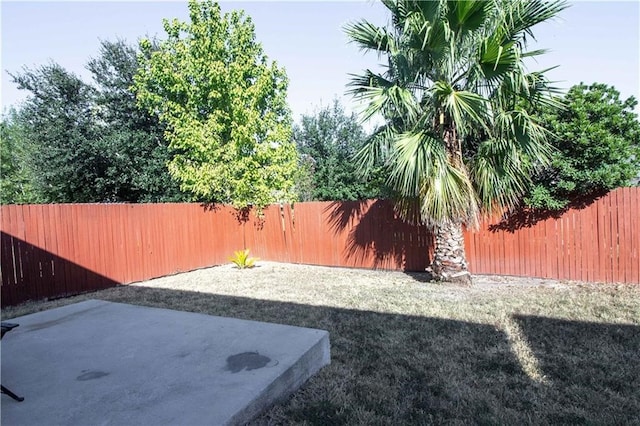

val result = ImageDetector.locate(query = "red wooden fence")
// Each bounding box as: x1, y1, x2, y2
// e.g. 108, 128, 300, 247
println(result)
1, 188, 638, 306
466, 187, 639, 284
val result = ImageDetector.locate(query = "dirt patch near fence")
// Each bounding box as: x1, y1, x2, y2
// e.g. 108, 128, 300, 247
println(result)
139, 261, 575, 294
128, 261, 615, 315
4, 261, 632, 322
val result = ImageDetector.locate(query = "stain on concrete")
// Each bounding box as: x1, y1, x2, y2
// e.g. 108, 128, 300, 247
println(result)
76, 370, 110, 381
226, 352, 271, 373
23, 305, 105, 333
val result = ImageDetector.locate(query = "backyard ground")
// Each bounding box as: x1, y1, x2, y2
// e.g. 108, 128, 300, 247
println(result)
3, 261, 639, 425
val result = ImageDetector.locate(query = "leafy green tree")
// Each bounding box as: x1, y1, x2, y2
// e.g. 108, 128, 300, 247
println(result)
134, 0, 298, 210
293, 100, 384, 201
11, 63, 103, 203
0, 109, 43, 204
87, 39, 189, 202
346, 0, 566, 283
293, 154, 316, 203
526, 83, 640, 209
9, 41, 189, 203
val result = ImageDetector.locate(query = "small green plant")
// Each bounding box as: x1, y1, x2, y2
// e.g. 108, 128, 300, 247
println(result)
229, 249, 259, 269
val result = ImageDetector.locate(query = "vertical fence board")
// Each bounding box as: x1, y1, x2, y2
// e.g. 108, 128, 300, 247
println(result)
620, 188, 630, 283
575, 209, 584, 281
590, 198, 600, 282
506, 227, 516, 276
93, 205, 107, 289
53, 205, 69, 296
59, 204, 75, 293
523, 224, 534, 278
28, 205, 43, 299
632, 187, 640, 283
624, 187, 635, 283
43, 204, 58, 296
463, 226, 475, 274
1, 207, 16, 304
157, 204, 170, 276
75, 204, 88, 290
24, 206, 41, 300
598, 197, 612, 283
606, 192, 616, 283
513, 223, 523, 277
544, 218, 553, 279
568, 211, 577, 280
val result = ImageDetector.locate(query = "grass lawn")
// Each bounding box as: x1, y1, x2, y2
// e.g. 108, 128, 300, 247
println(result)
3, 263, 639, 425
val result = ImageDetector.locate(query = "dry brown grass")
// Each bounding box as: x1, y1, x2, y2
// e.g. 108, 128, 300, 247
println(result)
3, 262, 639, 425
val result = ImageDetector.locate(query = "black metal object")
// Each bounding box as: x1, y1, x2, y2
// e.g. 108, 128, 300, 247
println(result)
1, 322, 24, 402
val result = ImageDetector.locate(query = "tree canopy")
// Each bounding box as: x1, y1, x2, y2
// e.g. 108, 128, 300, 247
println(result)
10, 63, 103, 203
293, 100, 384, 201
526, 83, 640, 209
134, 0, 299, 210
86, 39, 188, 203
6, 40, 188, 204
347, 0, 567, 225
0, 109, 43, 204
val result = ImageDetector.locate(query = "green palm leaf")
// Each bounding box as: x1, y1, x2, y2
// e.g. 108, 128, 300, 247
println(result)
345, 20, 393, 54
433, 82, 490, 136
387, 130, 446, 197
472, 139, 531, 214
446, 0, 488, 35
419, 160, 479, 228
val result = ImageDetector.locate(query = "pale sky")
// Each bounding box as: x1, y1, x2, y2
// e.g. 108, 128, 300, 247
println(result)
2, 1, 639, 122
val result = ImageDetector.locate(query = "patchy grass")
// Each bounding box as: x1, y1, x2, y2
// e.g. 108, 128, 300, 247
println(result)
2, 262, 639, 425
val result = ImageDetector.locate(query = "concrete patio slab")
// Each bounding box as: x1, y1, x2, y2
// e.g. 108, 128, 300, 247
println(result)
1, 300, 330, 425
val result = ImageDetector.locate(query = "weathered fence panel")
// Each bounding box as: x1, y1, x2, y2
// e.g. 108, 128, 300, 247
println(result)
1, 188, 638, 306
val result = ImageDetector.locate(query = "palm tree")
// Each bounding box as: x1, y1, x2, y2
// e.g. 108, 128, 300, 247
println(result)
345, 0, 567, 284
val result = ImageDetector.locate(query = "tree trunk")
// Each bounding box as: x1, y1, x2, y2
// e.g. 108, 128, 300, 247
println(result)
430, 221, 472, 285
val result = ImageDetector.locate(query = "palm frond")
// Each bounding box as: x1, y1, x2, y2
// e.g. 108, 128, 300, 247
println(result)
446, 0, 489, 35
510, 109, 553, 162
471, 138, 531, 214
387, 130, 446, 197
344, 20, 393, 54
502, 0, 569, 43
353, 124, 395, 177
348, 70, 421, 124
419, 159, 480, 228
383, 128, 479, 227
433, 81, 490, 136
478, 35, 519, 82
521, 48, 549, 58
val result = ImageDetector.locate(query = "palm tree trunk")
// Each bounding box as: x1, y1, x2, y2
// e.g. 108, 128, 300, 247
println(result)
427, 120, 473, 285
430, 221, 472, 285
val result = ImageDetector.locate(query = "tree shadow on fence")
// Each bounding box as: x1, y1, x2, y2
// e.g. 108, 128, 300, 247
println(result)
489, 190, 609, 233
200, 202, 268, 232
324, 199, 433, 272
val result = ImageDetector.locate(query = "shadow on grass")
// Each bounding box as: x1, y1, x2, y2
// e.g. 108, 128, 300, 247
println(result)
514, 315, 640, 424
7, 285, 637, 424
